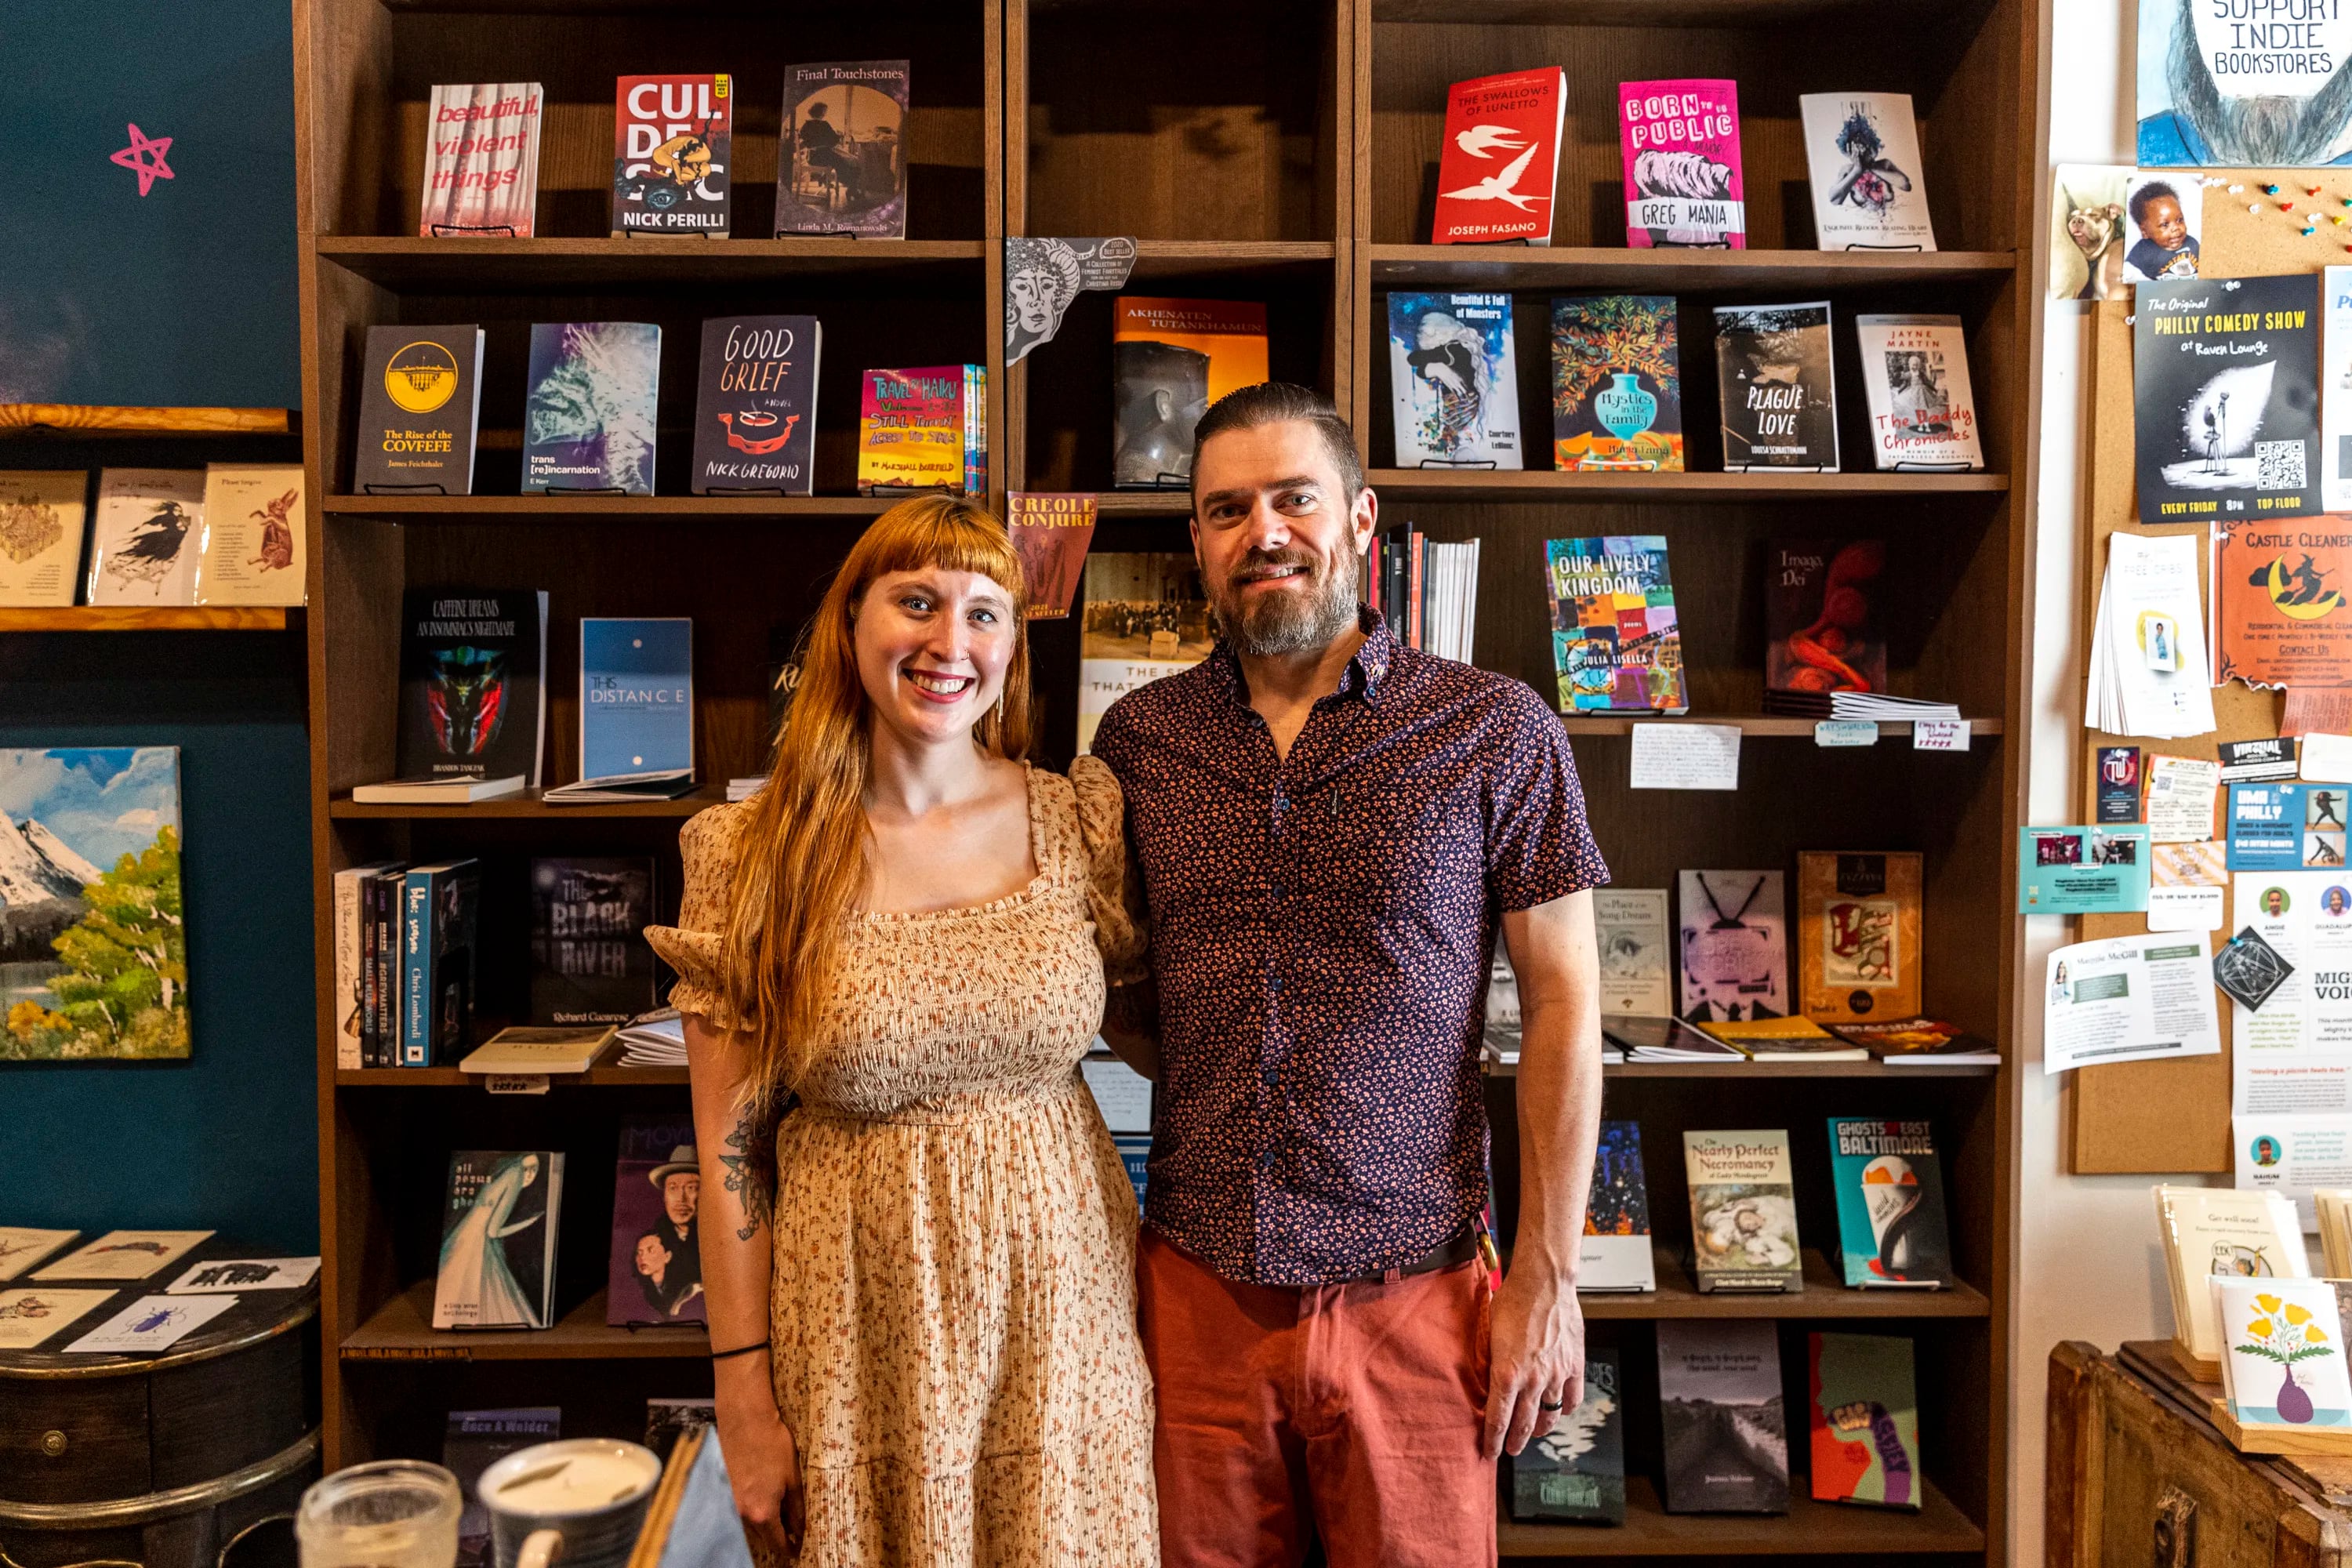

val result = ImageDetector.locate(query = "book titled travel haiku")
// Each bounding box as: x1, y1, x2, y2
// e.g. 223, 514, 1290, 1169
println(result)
1509, 1348, 1624, 1523
691, 317, 820, 495
2136, 274, 2321, 524
1008, 492, 1096, 619
1764, 539, 1888, 710
1798, 93, 1935, 251
1856, 314, 1982, 470
580, 618, 694, 781
1657, 1320, 1789, 1513
1679, 869, 1788, 1022
1112, 299, 1269, 488
858, 366, 985, 496
1715, 303, 1838, 470
434, 1151, 564, 1330
532, 858, 658, 1025
1827, 1119, 1952, 1288
1620, 80, 1744, 249
1797, 851, 1922, 1022
1545, 536, 1685, 714
419, 84, 543, 237
1809, 1333, 1922, 1508
194, 464, 306, 606
1552, 296, 1682, 471
1581, 1120, 1657, 1292
612, 75, 731, 238
1594, 887, 1672, 1015
0, 471, 85, 608
1388, 292, 1520, 469
1685, 1130, 1802, 1292
1432, 68, 1565, 245
353, 327, 486, 495
395, 589, 549, 786
522, 323, 661, 496
775, 61, 909, 239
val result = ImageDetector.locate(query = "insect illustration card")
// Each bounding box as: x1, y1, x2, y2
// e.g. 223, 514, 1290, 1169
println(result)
0, 1288, 115, 1351
65, 1292, 238, 1354
165, 1257, 321, 1294
34, 1230, 213, 1281
0, 1228, 79, 1282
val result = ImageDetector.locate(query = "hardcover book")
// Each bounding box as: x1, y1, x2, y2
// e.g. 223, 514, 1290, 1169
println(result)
2135, 274, 2321, 524
1593, 887, 1673, 1016
1809, 1333, 1923, 1508
1432, 68, 1566, 246
1684, 1130, 1802, 1292
1388, 292, 1522, 469
531, 857, 659, 1026
353, 328, 485, 495
2157, 1185, 2310, 1369
1545, 536, 1686, 714
1764, 539, 1887, 709
419, 84, 543, 237
1008, 492, 1097, 619
775, 61, 909, 239
87, 469, 202, 604
194, 464, 306, 606
1714, 303, 1838, 470
1551, 296, 1682, 471
521, 323, 662, 496
445, 1408, 561, 1567
433, 1151, 564, 1330
1855, 314, 1982, 470
579, 618, 695, 782
1827, 1119, 1953, 1288
691, 316, 820, 495
1581, 1120, 1657, 1292
608, 1116, 706, 1326
1112, 299, 1269, 488
394, 589, 549, 787
1679, 869, 1788, 1022
1797, 851, 1922, 1022
1509, 1348, 1624, 1523
858, 366, 985, 495
1077, 553, 1213, 753
1657, 1319, 1790, 1512
1620, 79, 1744, 249
0, 471, 86, 608
402, 860, 481, 1067
612, 74, 731, 238
1798, 93, 1935, 251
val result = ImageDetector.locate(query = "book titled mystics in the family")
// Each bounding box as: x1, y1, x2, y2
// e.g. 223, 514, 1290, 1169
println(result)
1796, 851, 1923, 1022
1715, 303, 1838, 470
691, 316, 820, 495
1619, 79, 1744, 249
1826, 1119, 1953, 1289
434, 1151, 564, 1330
612, 74, 731, 238
1657, 1319, 1790, 1513
1551, 296, 1683, 471
1684, 1129, 1802, 1293
530, 857, 659, 1026
394, 589, 549, 786
2134, 273, 2321, 525
1432, 68, 1565, 246
351, 326, 486, 495
1545, 536, 1686, 715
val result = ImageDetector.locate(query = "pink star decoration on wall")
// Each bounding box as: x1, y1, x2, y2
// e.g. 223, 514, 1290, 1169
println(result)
110, 124, 175, 196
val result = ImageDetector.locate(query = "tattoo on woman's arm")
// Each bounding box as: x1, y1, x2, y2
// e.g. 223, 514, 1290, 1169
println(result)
721, 1112, 772, 1240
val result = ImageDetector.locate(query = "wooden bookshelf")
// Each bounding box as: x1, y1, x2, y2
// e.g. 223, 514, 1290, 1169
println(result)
0, 607, 291, 632
294, 0, 2040, 1559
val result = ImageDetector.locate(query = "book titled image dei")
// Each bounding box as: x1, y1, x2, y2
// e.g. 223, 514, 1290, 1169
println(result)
580, 619, 694, 782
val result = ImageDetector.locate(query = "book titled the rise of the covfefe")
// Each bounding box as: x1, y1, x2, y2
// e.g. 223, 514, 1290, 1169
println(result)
1809, 1332, 1924, 1508
1580, 1120, 1657, 1292
1856, 314, 1983, 470
352, 326, 486, 495
402, 859, 481, 1068
1432, 68, 1566, 246
2135, 273, 2321, 525
579, 618, 695, 782
1685, 1130, 1802, 1293
193, 464, 307, 607
1552, 295, 1682, 471
612, 74, 731, 238
1545, 535, 1686, 715
394, 588, 549, 786
86, 469, 203, 605
1656, 1319, 1790, 1513
445, 1408, 561, 1568
1715, 302, 1838, 470
1008, 492, 1098, 619
531, 857, 659, 1026
1826, 1118, 1952, 1289
858, 366, 983, 496
521, 323, 662, 497
1112, 299, 1269, 488
1798, 93, 1936, 252
1797, 851, 1923, 1022
1620, 79, 1744, 249
775, 61, 909, 239
1679, 869, 1788, 1022
1509, 1348, 1624, 1523
1388, 292, 1522, 469
691, 316, 820, 495
434, 1150, 564, 1330
0, 471, 86, 609
1763, 538, 1888, 712
419, 84, 544, 238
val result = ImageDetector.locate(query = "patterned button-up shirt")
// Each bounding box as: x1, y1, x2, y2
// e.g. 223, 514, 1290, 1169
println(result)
1092, 608, 1608, 1286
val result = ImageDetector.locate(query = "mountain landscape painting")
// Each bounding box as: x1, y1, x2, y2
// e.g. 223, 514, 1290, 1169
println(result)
0, 748, 187, 1060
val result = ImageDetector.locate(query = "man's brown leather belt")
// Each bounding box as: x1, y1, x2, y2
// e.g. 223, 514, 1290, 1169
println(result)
1334, 1225, 1482, 1286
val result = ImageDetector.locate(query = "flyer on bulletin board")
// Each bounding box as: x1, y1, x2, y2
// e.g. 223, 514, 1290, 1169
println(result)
2017, 825, 2152, 913
2227, 782, 2352, 872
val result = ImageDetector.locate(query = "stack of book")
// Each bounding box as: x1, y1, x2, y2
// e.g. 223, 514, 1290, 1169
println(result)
1369, 531, 1480, 661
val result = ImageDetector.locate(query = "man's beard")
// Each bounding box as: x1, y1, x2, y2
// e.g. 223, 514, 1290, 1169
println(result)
1214, 546, 1359, 658
2171, 0, 2352, 162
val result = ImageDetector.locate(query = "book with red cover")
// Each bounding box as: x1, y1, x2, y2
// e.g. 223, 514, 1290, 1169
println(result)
612, 74, 731, 238
1432, 69, 1566, 246
1619, 79, 1744, 249
1008, 493, 1096, 619
1764, 538, 1886, 709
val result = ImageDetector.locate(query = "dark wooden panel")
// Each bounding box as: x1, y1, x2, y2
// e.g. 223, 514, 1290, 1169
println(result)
150, 1323, 317, 1489
0, 1376, 152, 1505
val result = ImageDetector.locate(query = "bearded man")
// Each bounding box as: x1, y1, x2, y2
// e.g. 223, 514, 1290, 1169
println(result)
2141, 0, 2352, 165
1091, 382, 1609, 1566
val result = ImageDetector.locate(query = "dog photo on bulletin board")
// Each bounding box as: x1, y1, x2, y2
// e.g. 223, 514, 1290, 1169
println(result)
2051, 164, 2205, 301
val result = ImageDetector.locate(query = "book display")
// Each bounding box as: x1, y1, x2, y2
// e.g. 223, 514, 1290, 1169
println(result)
611, 76, 731, 239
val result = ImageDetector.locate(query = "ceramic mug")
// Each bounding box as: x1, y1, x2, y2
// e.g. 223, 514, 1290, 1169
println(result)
479, 1439, 661, 1568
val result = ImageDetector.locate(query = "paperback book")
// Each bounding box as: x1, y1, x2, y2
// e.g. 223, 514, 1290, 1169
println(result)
2135, 274, 2320, 525
333, 860, 403, 1069
362, 866, 409, 1067
612, 74, 731, 237
858, 366, 985, 496
1509, 1348, 1624, 1523
1551, 296, 1682, 471
1657, 1320, 1789, 1512
645, 1398, 715, 1461
1076, 553, 1214, 753
531, 857, 659, 1026
1827, 1119, 1952, 1288
1763, 539, 1888, 710
1594, 887, 1673, 1015
86, 469, 202, 604
1679, 869, 1788, 1022
1715, 303, 1838, 471
1581, 1120, 1657, 1292
576, 618, 694, 785
1809, 1333, 1922, 1508
522, 323, 661, 496
446, 1408, 561, 1567
402, 860, 481, 1068
1545, 536, 1686, 714
1008, 492, 1097, 619
1684, 1130, 1802, 1292
419, 84, 543, 237
1796, 851, 1923, 1022
1432, 68, 1566, 246
1697, 1015, 1864, 1061
775, 61, 909, 239
1602, 1014, 1746, 1062
1798, 93, 1935, 251
1620, 79, 1744, 249
691, 316, 819, 495
458, 1027, 614, 1076
393, 589, 549, 788
1112, 299, 1269, 488
1828, 1016, 2000, 1065
352, 327, 486, 495
1856, 314, 1982, 470
193, 464, 305, 606
1388, 292, 1521, 469
0, 471, 86, 608
433, 1151, 564, 1330
608, 1116, 706, 1326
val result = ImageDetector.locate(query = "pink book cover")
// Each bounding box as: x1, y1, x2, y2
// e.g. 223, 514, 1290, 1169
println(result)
1619, 79, 1744, 250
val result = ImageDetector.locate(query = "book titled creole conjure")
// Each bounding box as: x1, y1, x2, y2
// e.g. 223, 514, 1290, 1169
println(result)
419, 84, 543, 237
1432, 68, 1566, 246
1007, 492, 1097, 619
775, 61, 909, 239
691, 317, 820, 495
612, 74, 731, 238
1619, 79, 1744, 249
1545, 537, 1686, 715
1552, 296, 1682, 471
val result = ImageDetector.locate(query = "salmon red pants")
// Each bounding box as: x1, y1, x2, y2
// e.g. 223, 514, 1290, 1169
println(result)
1136, 1229, 1497, 1567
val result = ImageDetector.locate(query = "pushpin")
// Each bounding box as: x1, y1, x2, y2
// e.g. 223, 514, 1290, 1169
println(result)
2284, 201, 2297, 212
2308, 185, 2322, 196
2255, 203, 2267, 214
2267, 183, 2283, 193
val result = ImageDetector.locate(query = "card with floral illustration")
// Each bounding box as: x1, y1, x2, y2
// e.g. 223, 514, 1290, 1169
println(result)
2216, 1277, 2352, 1429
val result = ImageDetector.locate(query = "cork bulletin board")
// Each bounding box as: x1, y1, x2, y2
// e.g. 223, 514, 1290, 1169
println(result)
2069, 171, 2329, 1173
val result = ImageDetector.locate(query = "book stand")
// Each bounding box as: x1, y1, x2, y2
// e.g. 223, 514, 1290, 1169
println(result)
361, 482, 451, 494
426, 224, 519, 238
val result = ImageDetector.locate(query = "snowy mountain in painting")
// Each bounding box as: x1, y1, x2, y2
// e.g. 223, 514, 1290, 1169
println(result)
0, 812, 94, 909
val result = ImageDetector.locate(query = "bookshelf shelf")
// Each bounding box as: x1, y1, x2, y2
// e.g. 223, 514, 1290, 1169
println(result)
1575, 1248, 1990, 1320
341, 1283, 707, 1362
328, 787, 726, 819
1126, 240, 1342, 281
314, 236, 989, 289
1367, 469, 2009, 502
334, 1064, 688, 1087
321, 494, 895, 521
0, 404, 293, 436
1553, 714, 2002, 739
0, 607, 291, 632
1495, 1478, 1984, 1558
1489, 1057, 2000, 1079
1367, 244, 2019, 292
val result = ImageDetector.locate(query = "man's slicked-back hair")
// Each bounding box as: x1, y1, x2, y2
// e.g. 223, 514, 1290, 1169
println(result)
1190, 381, 1364, 503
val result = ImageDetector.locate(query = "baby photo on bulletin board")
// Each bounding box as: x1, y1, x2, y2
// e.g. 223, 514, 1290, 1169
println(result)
2051, 165, 2204, 302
